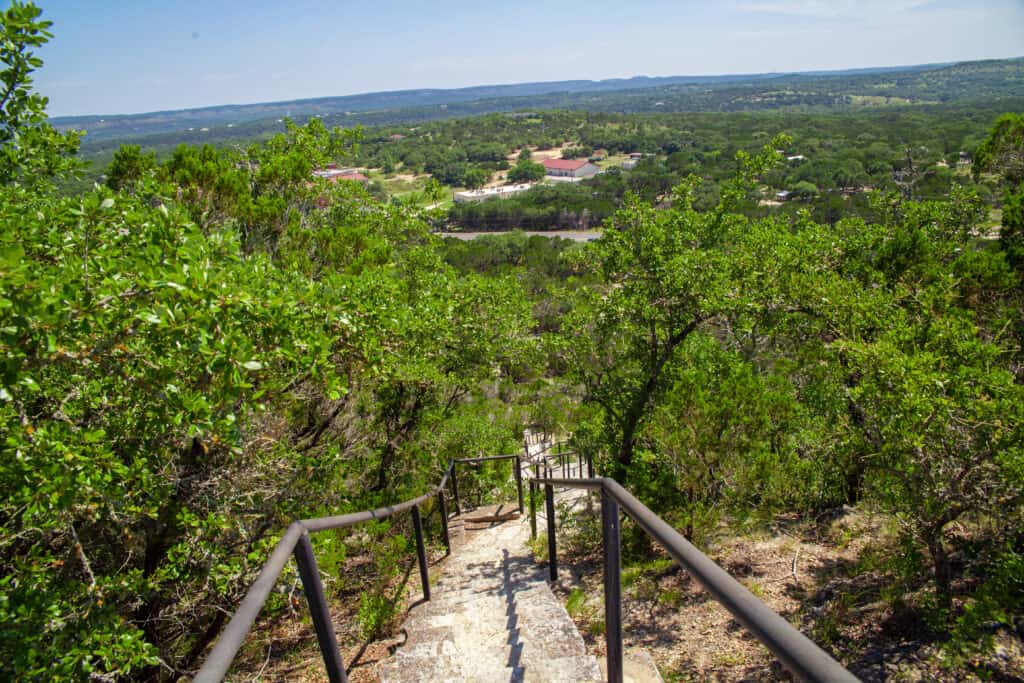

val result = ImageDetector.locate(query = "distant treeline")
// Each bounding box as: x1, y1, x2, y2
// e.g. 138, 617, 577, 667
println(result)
413, 104, 1009, 230
68, 57, 1023, 154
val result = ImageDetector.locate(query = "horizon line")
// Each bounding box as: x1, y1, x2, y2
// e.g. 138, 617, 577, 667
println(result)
49, 54, 1023, 122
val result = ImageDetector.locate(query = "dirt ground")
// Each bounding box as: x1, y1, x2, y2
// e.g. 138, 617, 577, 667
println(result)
506, 144, 570, 164
548, 501, 1024, 682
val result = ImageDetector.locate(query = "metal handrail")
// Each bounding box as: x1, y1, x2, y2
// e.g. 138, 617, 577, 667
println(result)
195, 454, 526, 683
196, 447, 854, 682
532, 474, 859, 683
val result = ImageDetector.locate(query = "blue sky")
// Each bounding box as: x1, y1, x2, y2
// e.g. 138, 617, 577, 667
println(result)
33, 0, 1024, 117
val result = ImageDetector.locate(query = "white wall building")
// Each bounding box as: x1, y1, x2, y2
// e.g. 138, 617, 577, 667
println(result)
453, 183, 534, 203
541, 158, 601, 179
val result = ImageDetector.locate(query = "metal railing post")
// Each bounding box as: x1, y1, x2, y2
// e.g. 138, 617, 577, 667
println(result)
514, 454, 524, 514
199, 461, 858, 683
545, 483, 557, 581
587, 453, 594, 478
412, 505, 430, 601
451, 464, 461, 515
437, 491, 451, 556
529, 480, 537, 539
294, 532, 348, 683
602, 489, 623, 683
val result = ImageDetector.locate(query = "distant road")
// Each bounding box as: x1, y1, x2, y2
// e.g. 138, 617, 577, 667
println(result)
436, 230, 602, 242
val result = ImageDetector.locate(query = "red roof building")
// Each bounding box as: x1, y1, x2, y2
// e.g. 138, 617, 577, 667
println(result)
313, 167, 369, 184
330, 172, 368, 183
542, 158, 588, 171
541, 157, 601, 179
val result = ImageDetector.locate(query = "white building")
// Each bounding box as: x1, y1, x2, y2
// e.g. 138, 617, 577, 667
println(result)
453, 183, 534, 203
541, 158, 601, 180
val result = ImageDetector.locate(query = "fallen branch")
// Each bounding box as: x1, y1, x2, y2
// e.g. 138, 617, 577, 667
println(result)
464, 509, 520, 524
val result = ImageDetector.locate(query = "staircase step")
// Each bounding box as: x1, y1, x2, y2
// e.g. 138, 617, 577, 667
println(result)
598, 648, 666, 683
378, 653, 461, 683
378, 496, 602, 683
523, 654, 603, 682
401, 624, 456, 649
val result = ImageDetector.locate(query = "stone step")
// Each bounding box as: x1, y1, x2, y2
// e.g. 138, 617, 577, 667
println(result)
378, 652, 462, 683
524, 654, 603, 682
377, 495, 602, 683
401, 624, 457, 650
598, 648, 666, 683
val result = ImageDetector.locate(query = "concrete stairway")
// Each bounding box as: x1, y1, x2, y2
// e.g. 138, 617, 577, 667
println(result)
377, 499, 601, 683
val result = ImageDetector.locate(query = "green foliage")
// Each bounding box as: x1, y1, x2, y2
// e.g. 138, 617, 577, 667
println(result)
561, 145, 593, 159
973, 112, 1024, 185
0, 2, 79, 185
527, 533, 549, 563
507, 159, 545, 183
66, 58, 1024, 154
564, 137, 795, 483
557, 497, 602, 556
644, 334, 812, 539
564, 114, 1024, 637
0, 11, 540, 678
948, 547, 1024, 658
792, 180, 819, 199
356, 522, 408, 641
975, 113, 1024, 272
1000, 182, 1024, 271
104, 144, 156, 192
565, 586, 587, 616
463, 166, 490, 189
845, 312, 1023, 606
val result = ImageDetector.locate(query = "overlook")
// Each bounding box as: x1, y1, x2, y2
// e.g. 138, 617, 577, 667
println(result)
2, 2, 1023, 681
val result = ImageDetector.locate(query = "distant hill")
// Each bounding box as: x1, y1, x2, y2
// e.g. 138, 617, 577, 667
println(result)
55, 73, 806, 141
59, 57, 1023, 154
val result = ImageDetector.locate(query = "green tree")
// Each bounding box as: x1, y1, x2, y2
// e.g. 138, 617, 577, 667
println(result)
973, 112, 1024, 186
974, 113, 1024, 271
0, 10, 538, 678
463, 166, 490, 189
565, 140, 790, 482
844, 313, 1023, 609
0, 1, 79, 185
792, 180, 819, 199
104, 143, 156, 191
508, 159, 545, 183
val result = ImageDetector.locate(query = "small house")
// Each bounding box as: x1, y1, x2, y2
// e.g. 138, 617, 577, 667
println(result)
541, 158, 601, 179
313, 167, 369, 184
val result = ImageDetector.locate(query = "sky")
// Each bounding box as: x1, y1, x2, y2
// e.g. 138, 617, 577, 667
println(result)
33, 0, 1024, 118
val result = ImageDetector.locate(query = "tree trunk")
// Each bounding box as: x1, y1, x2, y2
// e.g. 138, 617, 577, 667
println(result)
927, 531, 953, 612
614, 318, 700, 477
